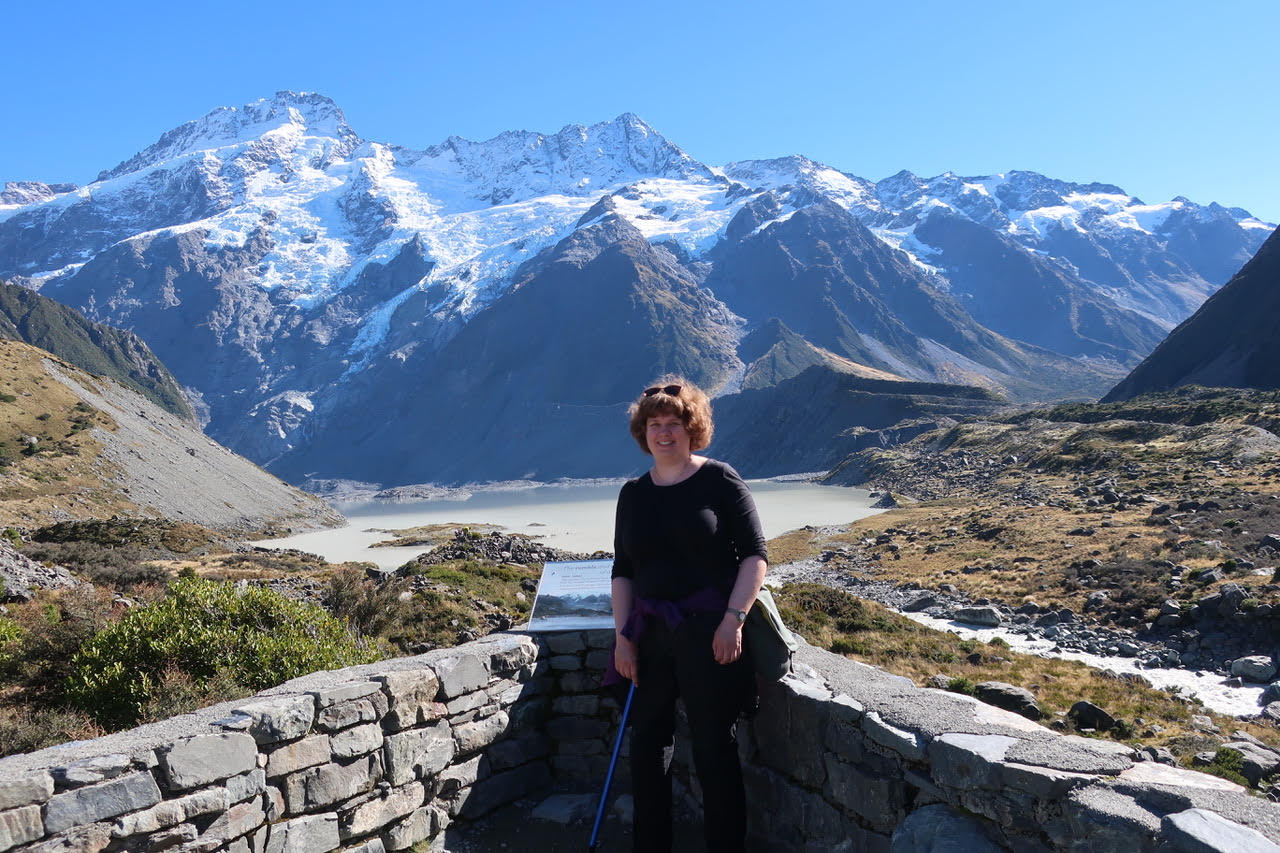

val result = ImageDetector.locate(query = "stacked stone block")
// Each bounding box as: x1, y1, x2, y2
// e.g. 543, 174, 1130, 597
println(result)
2, 630, 1280, 852
0, 634, 596, 853
721, 645, 1280, 852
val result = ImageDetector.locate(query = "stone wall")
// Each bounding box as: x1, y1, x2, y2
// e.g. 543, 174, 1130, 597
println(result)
1, 630, 1278, 853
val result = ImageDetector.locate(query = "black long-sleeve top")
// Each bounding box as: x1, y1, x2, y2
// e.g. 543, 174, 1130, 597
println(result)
611, 459, 768, 601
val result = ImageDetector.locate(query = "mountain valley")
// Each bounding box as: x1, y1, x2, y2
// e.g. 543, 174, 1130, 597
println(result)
3, 93, 1280, 800
2, 91, 1271, 487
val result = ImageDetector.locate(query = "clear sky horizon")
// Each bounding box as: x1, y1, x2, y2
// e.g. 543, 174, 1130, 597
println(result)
4, 0, 1276, 223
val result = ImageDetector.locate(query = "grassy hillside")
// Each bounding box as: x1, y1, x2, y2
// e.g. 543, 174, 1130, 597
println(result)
0, 340, 144, 526
0, 279, 192, 420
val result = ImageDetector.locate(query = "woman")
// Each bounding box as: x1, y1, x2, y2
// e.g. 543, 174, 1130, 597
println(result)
611, 378, 768, 853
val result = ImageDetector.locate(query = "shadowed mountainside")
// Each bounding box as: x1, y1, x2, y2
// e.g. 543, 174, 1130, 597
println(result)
1104, 226, 1280, 401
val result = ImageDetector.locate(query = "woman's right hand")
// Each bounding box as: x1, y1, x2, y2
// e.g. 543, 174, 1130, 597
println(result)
614, 633, 639, 684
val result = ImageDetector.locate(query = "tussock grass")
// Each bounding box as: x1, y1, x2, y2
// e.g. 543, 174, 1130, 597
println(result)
766, 528, 826, 566
0, 341, 140, 526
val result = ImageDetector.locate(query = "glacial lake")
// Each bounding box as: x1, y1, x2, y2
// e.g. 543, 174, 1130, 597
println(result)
259, 479, 1267, 717
258, 479, 883, 570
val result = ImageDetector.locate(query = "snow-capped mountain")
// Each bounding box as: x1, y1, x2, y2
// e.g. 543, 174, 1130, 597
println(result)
0, 92, 1271, 484
723, 158, 1270, 328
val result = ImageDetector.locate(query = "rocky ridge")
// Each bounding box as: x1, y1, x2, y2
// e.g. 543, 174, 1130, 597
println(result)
0, 538, 79, 602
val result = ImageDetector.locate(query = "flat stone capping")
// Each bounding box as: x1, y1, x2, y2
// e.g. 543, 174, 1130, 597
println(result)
0, 631, 1277, 853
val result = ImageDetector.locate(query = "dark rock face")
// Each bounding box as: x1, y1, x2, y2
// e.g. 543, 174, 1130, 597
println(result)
913, 209, 1166, 361
738, 319, 847, 390
0, 161, 231, 281
862, 169, 1268, 330
0, 181, 78, 206
710, 366, 1004, 478
712, 200, 1017, 382
1105, 226, 1280, 400
705, 199, 1127, 401
268, 215, 741, 484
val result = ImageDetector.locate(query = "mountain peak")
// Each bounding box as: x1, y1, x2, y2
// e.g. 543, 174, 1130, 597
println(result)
98, 91, 359, 181
424, 113, 714, 205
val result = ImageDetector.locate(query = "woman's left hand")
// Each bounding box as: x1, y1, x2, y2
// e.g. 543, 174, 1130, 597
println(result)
713, 614, 743, 664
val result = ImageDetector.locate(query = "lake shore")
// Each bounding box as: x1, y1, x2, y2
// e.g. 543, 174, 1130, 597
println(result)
259, 477, 882, 568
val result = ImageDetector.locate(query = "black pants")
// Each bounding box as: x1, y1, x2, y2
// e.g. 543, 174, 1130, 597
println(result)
629, 613, 751, 853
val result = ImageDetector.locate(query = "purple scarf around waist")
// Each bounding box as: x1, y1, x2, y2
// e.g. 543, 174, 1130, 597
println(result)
603, 587, 727, 686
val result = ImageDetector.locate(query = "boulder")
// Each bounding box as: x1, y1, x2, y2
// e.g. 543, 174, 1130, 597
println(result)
1217, 584, 1248, 615
903, 593, 940, 612
973, 682, 1042, 721
1034, 611, 1061, 628
1069, 700, 1115, 732
1198, 568, 1225, 585
1230, 656, 1277, 683
952, 606, 1001, 627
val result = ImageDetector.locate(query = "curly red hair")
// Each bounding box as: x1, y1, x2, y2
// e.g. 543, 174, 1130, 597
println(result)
627, 376, 714, 454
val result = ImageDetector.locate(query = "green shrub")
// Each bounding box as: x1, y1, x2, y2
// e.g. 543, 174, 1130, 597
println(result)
1110, 718, 1136, 739
2, 586, 119, 698
0, 618, 21, 669
66, 578, 380, 730
1200, 748, 1251, 787
19, 541, 169, 591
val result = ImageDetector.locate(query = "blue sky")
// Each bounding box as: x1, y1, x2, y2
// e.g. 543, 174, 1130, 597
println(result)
4, 0, 1276, 222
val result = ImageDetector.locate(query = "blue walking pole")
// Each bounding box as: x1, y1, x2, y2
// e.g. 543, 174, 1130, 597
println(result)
588, 681, 637, 851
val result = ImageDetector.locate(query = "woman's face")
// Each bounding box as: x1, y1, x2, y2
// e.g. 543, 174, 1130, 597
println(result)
646, 412, 691, 460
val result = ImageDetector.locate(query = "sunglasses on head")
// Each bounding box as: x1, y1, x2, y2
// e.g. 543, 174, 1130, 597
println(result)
642, 384, 682, 397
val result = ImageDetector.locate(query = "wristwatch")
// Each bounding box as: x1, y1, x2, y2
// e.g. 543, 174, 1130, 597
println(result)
726, 608, 747, 623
